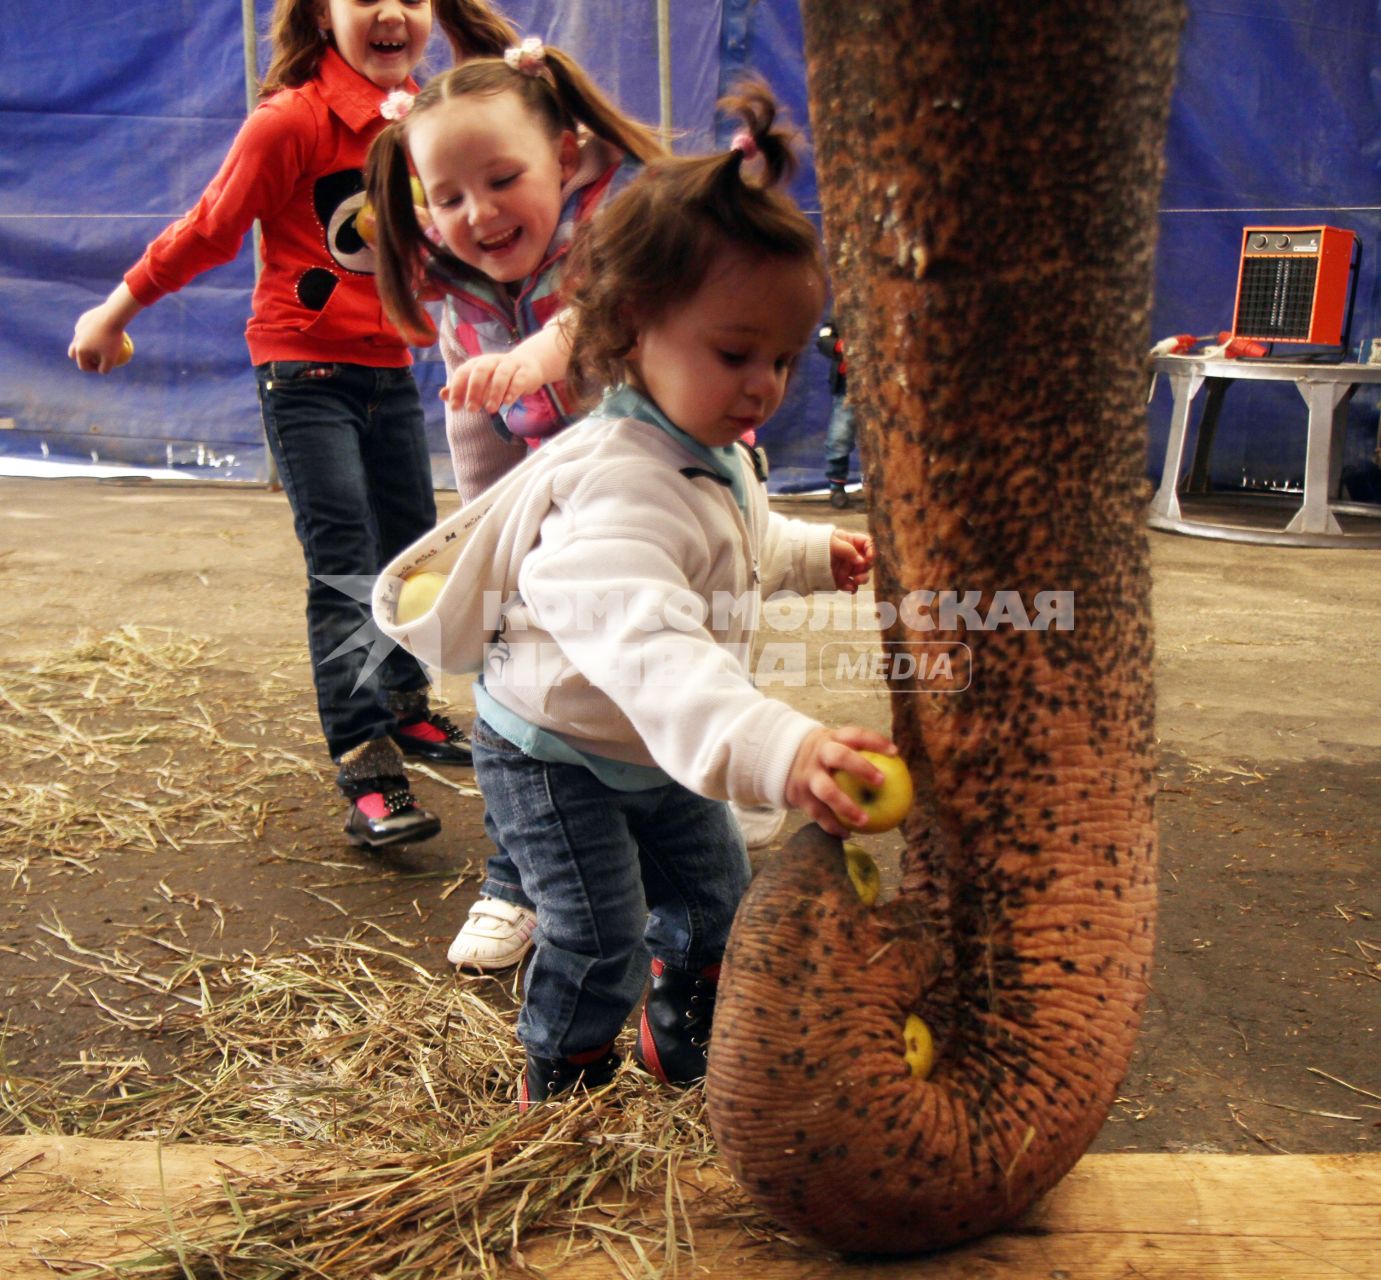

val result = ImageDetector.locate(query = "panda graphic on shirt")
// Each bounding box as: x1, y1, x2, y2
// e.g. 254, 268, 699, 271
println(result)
297, 169, 374, 312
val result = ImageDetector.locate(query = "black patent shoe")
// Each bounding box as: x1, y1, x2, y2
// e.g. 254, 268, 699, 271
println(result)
343, 785, 441, 849
389, 712, 473, 766
518, 1042, 620, 1112
634, 958, 719, 1085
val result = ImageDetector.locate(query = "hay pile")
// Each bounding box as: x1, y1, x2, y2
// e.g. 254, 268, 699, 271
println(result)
0, 625, 323, 879
1, 630, 770, 1276
5, 937, 756, 1277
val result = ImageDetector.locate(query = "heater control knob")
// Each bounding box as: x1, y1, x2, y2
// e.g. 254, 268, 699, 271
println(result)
1251, 233, 1269, 250
1274, 234, 1292, 250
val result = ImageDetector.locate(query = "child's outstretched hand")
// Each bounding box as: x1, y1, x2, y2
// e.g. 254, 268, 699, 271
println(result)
442, 350, 546, 415
70, 304, 130, 374
830, 530, 874, 594
784, 725, 900, 836
70, 285, 143, 374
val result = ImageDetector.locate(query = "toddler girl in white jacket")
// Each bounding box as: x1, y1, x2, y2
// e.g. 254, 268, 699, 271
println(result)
375, 84, 900, 1107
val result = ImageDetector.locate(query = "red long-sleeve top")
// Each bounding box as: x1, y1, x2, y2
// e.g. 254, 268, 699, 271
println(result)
124, 49, 412, 367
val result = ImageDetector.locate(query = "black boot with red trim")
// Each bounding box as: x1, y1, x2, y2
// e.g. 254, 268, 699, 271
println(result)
633, 958, 720, 1085
518, 1042, 621, 1112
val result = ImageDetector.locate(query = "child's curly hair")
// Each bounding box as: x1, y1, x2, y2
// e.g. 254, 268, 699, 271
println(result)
561, 82, 824, 400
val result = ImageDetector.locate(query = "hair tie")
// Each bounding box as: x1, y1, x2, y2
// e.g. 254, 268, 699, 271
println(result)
730, 130, 759, 159
504, 36, 547, 77
380, 89, 414, 121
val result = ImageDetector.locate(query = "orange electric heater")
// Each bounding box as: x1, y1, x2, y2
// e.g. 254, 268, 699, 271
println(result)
1231, 225, 1355, 346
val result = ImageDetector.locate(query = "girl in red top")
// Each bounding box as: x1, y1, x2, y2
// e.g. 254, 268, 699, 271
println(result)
68, 0, 516, 849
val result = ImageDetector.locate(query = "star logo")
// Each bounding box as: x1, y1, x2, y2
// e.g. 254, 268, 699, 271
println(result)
313, 574, 402, 694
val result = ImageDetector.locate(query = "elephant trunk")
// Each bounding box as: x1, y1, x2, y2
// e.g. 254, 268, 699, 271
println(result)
706, 1, 1182, 1253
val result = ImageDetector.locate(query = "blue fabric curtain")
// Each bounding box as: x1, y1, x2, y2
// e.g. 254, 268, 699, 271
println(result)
5, 1, 1381, 494
1, 1, 256, 475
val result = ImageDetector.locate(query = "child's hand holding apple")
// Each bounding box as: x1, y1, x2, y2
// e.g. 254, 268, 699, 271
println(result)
70, 305, 136, 374
784, 727, 911, 837
357, 177, 430, 248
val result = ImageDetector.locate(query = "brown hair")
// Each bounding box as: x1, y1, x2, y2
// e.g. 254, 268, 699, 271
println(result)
561, 82, 824, 398
259, 0, 518, 98
368, 46, 665, 338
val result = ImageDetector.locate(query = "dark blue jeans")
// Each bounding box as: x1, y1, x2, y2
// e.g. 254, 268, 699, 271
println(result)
256, 360, 436, 761
824, 392, 857, 485
470, 717, 751, 1059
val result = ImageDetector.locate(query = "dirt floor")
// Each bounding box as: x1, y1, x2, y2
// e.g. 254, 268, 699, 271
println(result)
1, 474, 1377, 1158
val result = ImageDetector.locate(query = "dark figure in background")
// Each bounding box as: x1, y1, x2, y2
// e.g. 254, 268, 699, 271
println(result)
818, 318, 856, 508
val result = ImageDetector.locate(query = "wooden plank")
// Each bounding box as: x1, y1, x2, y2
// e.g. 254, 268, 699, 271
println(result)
2, 1136, 1377, 1279
0, 1135, 282, 1278
532, 1156, 1381, 1279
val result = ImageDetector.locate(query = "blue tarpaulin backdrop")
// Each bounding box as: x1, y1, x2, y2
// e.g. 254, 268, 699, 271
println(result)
3, 2, 1380, 495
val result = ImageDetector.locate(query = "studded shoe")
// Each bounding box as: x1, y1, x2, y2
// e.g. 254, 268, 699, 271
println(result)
390, 711, 473, 766
337, 738, 440, 850
344, 784, 441, 849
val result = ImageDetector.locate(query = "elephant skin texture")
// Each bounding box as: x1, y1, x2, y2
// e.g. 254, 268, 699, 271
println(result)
705, 1, 1183, 1254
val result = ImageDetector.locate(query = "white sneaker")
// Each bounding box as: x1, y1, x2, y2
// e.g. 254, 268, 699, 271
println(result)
730, 802, 788, 850
447, 897, 538, 971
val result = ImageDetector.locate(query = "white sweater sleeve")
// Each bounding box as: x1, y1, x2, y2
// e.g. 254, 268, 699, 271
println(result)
517, 480, 822, 807
758, 510, 837, 599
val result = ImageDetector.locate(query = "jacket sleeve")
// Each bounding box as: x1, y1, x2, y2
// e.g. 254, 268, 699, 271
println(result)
758, 509, 836, 600
518, 472, 823, 807
124, 98, 310, 305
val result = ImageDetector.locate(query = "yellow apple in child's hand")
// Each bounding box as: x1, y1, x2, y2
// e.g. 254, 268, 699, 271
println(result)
395, 570, 447, 624
410, 175, 427, 207
112, 332, 134, 368
831, 751, 914, 834
356, 200, 378, 247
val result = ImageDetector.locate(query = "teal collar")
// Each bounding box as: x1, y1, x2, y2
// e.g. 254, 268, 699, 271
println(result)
591, 385, 748, 515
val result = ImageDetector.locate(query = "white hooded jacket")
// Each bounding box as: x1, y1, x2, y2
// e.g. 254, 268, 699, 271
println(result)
373, 387, 839, 808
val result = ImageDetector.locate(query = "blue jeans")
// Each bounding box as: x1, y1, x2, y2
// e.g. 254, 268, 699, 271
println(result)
824, 393, 856, 486
255, 360, 437, 761
470, 716, 751, 1058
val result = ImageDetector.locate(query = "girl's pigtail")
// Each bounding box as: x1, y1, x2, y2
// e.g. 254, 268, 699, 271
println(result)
366, 127, 432, 341
565, 78, 821, 400
434, 0, 519, 62
720, 81, 798, 189
541, 47, 666, 165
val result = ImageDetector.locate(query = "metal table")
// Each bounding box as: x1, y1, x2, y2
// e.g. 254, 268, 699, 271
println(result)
1147, 355, 1381, 548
